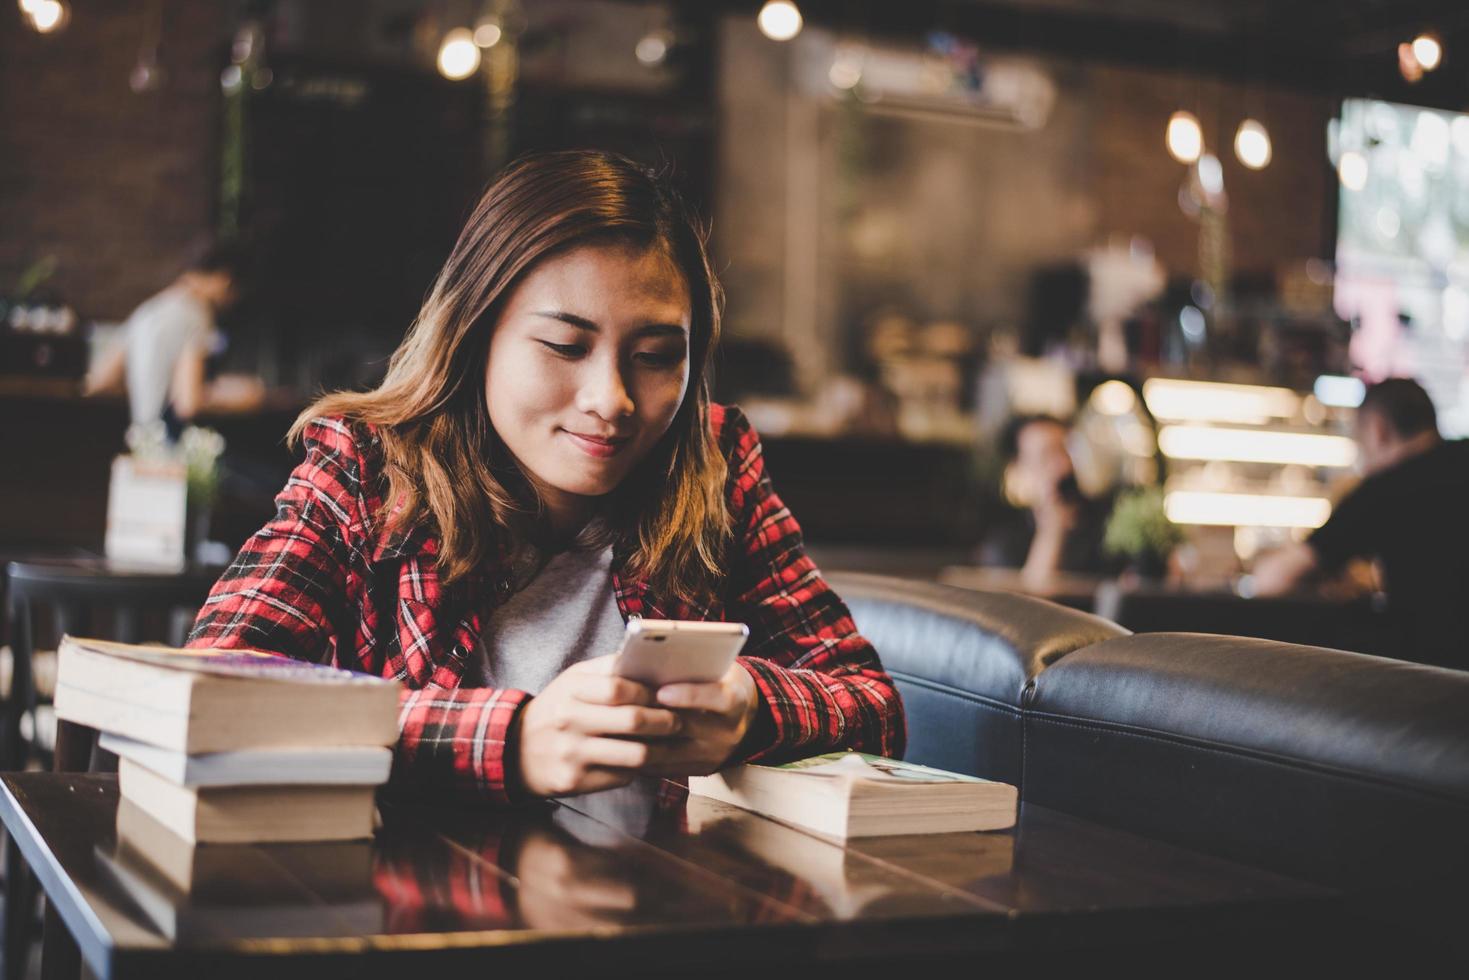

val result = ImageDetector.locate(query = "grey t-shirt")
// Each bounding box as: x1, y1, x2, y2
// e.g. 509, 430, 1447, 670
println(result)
472, 544, 625, 694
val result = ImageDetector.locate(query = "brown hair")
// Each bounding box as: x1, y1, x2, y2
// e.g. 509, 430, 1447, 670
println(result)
291, 150, 729, 600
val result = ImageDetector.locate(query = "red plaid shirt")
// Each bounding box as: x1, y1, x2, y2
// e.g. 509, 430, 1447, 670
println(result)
187, 404, 905, 801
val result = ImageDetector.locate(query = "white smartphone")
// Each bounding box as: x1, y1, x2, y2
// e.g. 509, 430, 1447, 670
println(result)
613, 619, 750, 687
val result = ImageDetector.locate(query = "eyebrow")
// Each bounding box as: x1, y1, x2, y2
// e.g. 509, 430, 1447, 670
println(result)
531, 310, 687, 338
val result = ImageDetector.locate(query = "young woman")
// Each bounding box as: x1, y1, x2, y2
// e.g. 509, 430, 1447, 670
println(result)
187, 150, 904, 802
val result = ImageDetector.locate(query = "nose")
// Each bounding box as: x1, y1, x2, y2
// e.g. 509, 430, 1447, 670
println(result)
575, 353, 635, 422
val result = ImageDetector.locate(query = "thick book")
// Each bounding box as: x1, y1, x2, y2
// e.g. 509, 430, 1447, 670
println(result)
54, 636, 399, 754
687, 752, 1018, 841
118, 757, 379, 844
100, 733, 394, 788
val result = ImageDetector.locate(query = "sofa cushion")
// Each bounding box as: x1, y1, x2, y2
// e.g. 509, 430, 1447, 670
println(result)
1023, 632, 1469, 890
827, 572, 1127, 784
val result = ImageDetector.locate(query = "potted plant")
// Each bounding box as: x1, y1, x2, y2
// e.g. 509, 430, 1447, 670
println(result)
1103, 486, 1184, 582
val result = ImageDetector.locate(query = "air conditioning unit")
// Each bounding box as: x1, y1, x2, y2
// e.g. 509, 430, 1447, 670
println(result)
798, 35, 1056, 130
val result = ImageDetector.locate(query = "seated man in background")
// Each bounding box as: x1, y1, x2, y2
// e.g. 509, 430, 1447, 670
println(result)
979, 415, 1109, 589
1253, 378, 1469, 670
85, 241, 264, 436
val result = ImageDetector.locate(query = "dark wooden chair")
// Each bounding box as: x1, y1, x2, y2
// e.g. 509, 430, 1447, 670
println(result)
2, 558, 221, 980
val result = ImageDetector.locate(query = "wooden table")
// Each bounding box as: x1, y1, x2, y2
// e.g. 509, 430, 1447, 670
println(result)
0, 773, 1355, 979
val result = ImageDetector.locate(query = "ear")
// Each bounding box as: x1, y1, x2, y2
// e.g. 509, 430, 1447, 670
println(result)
1360, 410, 1387, 445
1002, 463, 1026, 508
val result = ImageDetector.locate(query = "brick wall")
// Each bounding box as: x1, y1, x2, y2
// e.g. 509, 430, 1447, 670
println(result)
0, 1, 227, 321
1090, 64, 1336, 282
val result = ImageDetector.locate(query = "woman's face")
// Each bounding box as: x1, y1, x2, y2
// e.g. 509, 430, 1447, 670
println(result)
485, 242, 693, 530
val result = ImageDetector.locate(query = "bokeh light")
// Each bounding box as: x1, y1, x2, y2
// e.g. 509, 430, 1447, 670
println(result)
1166, 111, 1203, 164
757, 1, 803, 43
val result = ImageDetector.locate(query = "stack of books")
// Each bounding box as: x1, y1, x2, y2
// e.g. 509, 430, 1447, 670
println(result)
55, 637, 400, 844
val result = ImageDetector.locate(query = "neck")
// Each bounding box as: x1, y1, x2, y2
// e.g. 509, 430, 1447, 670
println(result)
541, 491, 595, 545
177, 273, 220, 311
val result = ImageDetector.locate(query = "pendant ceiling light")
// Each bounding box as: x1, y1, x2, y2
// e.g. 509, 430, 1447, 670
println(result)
437, 27, 481, 81
1234, 119, 1272, 170
1166, 110, 1203, 164
757, 1, 803, 43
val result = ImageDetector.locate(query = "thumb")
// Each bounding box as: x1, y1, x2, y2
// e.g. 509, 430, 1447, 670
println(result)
573, 653, 621, 674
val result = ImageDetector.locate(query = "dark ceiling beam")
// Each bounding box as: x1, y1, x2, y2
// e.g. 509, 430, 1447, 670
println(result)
1301, 0, 1467, 46
694, 1, 1469, 110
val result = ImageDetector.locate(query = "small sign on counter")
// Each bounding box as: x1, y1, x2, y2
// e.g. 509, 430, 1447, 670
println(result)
105, 455, 187, 566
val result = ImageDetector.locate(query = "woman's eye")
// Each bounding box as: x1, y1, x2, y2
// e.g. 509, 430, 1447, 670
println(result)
538, 341, 586, 358
634, 350, 685, 368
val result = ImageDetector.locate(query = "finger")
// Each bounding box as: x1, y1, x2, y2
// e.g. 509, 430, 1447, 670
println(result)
568, 654, 620, 674
656, 681, 734, 714
570, 766, 638, 795
565, 704, 683, 738
572, 674, 658, 707
635, 742, 726, 777
578, 736, 656, 770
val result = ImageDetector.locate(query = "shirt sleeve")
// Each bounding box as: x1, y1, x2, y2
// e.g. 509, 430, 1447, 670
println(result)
186, 418, 528, 804
1307, 478, 1379, 571
720, 408, 907, 763
186, 419, 358, 662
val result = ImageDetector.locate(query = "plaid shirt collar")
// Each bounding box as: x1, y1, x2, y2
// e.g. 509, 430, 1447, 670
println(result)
369, 513, 685, 634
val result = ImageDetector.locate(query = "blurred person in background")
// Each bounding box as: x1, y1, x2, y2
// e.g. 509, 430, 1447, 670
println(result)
85, 241, 264, 437
980, 415, 1110, 588
1253, 378, 1469, 669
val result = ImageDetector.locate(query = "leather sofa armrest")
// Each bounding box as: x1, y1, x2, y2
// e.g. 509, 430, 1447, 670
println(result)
829, 572, 1128, 706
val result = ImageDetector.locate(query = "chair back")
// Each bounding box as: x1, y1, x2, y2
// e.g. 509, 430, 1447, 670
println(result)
3, 560, 219, 772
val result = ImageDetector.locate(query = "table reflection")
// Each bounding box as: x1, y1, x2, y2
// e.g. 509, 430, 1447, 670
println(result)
372, 780, 798, 934
97, 798, 383, 942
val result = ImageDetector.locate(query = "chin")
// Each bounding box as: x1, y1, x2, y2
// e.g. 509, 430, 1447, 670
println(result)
547, 470, 623, 499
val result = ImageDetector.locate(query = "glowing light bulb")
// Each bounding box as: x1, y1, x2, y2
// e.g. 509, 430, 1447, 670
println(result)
1234, 119, 1271, 170
474, 18, 503, 48
29, 0, 64, 32
130, 58, 162, 94
1412, 34, 1442, 71
437, 28, 481, 81
635, 30, 671, 67
1338, 150, 1369, 191
1196, 153, 1224, 196
828, 50, 863, 90
757, 1, 803, 43
1166, 110, 1203, 164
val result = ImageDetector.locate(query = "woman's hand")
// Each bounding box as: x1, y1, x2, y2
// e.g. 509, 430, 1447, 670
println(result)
643, 661, 761, 777
515, 656, 683, 797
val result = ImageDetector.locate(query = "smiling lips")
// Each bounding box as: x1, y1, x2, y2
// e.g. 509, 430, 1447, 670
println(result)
562, 429, 631, 458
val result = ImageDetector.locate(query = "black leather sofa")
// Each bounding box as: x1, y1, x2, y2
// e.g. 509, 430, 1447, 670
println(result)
832, 572, 1469, 953
832, 573, 1125, 787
